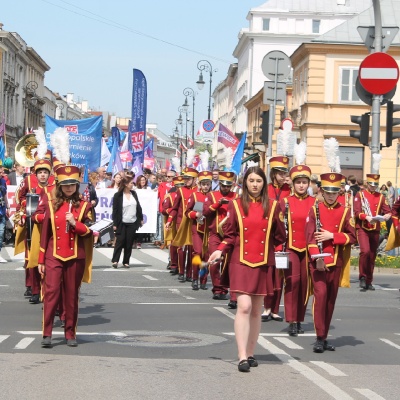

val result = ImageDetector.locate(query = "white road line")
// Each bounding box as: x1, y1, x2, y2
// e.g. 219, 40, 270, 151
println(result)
96, 248, 144, 264
15, 267, 25, 271
106, 286, 197, 289
144, 268, 169, 272
139, 248, 169, 263
380, 338, 400, 350
4, 247, 25, 260
214, 307, 235, 320
169, 288, 196, 300
223, 332, 319, 338
274, 337, 303, 350
0, 335, 10, 343
142, 275, 158, 281
310, 361, 347, 377
102, 268, 129, 272
18, 331, 127, 336
0, 285, 9, 287
353, 388, 386, 400
257, 337, 353, 400
136, 302, 216, 305
14, 337, 35, 349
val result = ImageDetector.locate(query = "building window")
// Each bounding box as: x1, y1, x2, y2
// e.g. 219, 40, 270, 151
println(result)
340, 68, 360, 102
263, 18, 270, 31
312, 19, 320, 33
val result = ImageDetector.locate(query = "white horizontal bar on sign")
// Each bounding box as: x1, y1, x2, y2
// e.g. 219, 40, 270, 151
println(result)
360, 68, 398, 79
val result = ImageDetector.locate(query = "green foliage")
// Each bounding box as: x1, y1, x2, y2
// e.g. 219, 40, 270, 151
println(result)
350, 255, 400, 269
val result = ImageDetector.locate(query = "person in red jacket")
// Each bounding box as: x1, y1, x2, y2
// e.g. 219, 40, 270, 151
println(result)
281, 164, 316, 336
263, 156, 291, 322
305, 173, 356, 353
208, 166, 286, 372
353, 174, 391, 290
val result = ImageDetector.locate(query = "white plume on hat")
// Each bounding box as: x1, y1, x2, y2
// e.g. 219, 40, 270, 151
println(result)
293, 141, 307, 165
323, 137, 340, 172
32, 127, 48, 160
199, 150, 210, 171
186, 148, 196, 167
372, 153, 382, 172
278, 128, 291, 157
222, 147, 234, 170
247, 160, 258, 168
50, 127, 70, 165
171, 157, 181, 174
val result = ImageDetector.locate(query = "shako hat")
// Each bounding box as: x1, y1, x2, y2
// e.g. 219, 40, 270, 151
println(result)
182, 167, 198, 179
34, 159, 52, 174
320, 173, 343, 193
198, 171, 212, 182
218, 171, 235, 186
56, 165, 80, 185
366, 174, 380, 187
289, 165, 311, 182
269, 156, 289, 172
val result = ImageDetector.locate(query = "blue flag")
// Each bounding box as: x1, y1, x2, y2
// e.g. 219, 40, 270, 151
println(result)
83, 159, 89, 184
144, 138, 154, 158
231, 132, 247, 176
107, 139, 118, 174
0, 138, 5, 163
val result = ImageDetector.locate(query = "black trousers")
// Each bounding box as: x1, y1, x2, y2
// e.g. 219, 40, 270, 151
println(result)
112, 223, 137, 265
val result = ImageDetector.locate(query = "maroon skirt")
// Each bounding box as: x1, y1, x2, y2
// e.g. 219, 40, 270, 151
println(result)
229, 261, 272, 296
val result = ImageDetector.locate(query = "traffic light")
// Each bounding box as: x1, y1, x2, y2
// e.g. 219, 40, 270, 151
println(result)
350, 113, 370, 146
386, 101, 400, 147
260, 111, 269, 144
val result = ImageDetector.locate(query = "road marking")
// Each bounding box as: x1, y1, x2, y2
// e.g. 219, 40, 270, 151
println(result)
274, 337, 303, 349
169, 288, 195, 300
353, 388, 386, 399
214, 307, 235, 320
140, 248, 169, 263
136, 302, 216, 305
96, 248, 144, 264
0, 285, 9, 287
103, 268, 130, 272
18, 331, 127, 336
142, 275, 158, 281
380, 338, 400, 350
15, 267, 25, 271
4, 247, 25, 260
14, 337, 35, 349
0, 335, 10, 343
223, 332, 320, 337
106, 286, 198, 289
310, 361, 347, 376
257, 336, 353, 400
143, 268, 169, 272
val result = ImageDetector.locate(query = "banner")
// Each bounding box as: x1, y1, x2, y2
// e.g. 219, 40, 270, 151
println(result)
45, 114, 103, 172
95, 188, 157, 233
100, 138, 111, 166
130, 69, 147, 163
231, 132, 247, 176
144, 138, 154, 159
217, 123, 239, 151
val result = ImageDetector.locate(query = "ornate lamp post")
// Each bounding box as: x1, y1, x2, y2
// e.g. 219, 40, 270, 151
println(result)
23, 81, 39, 133
196, 60, 217, 120
183, 87, 195, 146
56, 103, 64, 119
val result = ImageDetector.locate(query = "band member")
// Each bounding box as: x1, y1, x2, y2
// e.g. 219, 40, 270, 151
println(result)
162, 176, 184, 275
166, 167, 198, 282
305, 173, 356, 353
185, 171, 212, 290
263, 156, 291, 321
353, 174, 391, 290
37, 165, 94, 348
208, 167, 286, 372
203, 171, 238, 303
281, 165, 316, 336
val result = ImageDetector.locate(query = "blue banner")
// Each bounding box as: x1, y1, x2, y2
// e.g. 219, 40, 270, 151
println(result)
231, 131, 247, 176
130, 69, 147, 163
45, 115, 103, 172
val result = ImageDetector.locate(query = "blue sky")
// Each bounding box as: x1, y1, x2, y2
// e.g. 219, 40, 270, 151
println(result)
1, 0, 261, 136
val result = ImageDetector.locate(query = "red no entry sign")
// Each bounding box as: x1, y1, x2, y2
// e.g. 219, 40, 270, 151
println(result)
359, 52, 399, 95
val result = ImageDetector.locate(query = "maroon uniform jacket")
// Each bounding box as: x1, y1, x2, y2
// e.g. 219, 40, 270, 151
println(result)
353, 189, 390, 231
185, 191, 209, 234
218, 198, 286, 267
167, 186, 196, 227
268, 183, 291, 201
306, 201, 356, 267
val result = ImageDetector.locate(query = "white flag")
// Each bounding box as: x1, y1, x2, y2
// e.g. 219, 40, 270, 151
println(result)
100, 138, 111, 166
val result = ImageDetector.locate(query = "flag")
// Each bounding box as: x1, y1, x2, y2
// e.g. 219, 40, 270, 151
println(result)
131, 157, 143, 181
83, 159, 89, 184
0, 114, 5, 137
100, 138, 111, 166
192, 155, 201, 170
180, 141, 188, 152
0, 138, 5, 162
165, 159, 171, 170
144, 138, 154, 158
113, 149, 124, 176
231, 132, 247, 176
111, 126, 121, 147
175, 149, 181, 157
188, 137, 194, 148
106, 138, 118, 174
120, 130, 132, 167
217, 123, 239, 151
196, 120, 206, 137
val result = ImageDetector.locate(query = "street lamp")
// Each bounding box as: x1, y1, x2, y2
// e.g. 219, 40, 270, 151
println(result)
23, 80, 39, 133
183, 87, 195, 146
178, 105, 189, 149
56, 103, 64, 119
196, 60, 217, 120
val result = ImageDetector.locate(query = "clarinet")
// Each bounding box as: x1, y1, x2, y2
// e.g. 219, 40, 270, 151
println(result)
283, 202, 289, 252
315, 202, 323, 253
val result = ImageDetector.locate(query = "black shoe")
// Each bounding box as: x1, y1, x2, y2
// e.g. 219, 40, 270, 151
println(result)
61, 320, 65, 328
313, 339, 325, 353
200, 284, 208, 290
228, 300, 237, 309
24, 287, 32, 297
367, 284, 375, 291
178, 274, 185, 282
261, 313, 271, 322
29, 294, 40, 304
41, 336, 52, 348
271, 314, 283, 322
66, 339, 78, 347
219, 293, 228, 300
238, 359, 250, 372
247, 356, 258, 367
170, 268, 178, 275
186, 277, 192, 282
192, 281, 199, 290
112, 262, 118, 269
166, 262, 171, 270
323, 340, 335, 351
288, 322, 298, 336
359, 277, 367, 289
297, 322, 305, 334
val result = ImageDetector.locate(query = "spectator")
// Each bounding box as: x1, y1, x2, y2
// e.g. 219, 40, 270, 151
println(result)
380, 184, 388, 199
8, 162, 25, 186
96, 167, 112, 188
211, 170, 220, 191
307, 174, 319, 196
387, 181, 395, 207
0, 165, 10, 262
347, 175, 360, 196
109, 172, 123, 190
357, 178, 365, 191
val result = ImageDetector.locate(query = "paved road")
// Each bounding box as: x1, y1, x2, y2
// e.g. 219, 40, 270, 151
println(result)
0, 244, 399, 400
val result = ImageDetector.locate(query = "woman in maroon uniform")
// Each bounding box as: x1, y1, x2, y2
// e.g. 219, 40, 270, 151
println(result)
38, 165, 93, 348
281, 165, 316, 336
208, 166, 286, 372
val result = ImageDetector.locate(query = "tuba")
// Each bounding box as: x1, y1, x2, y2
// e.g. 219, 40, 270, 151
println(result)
14, 134, 38, 167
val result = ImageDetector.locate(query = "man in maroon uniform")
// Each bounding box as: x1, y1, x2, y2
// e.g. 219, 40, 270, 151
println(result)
203, 171, 238, 303
166, 167, 198, 282
305, 173, 356, 353
185, 171, 212, 290
156, 170, 175, 247
353, 174, 391, 290
263, 156, 291, 321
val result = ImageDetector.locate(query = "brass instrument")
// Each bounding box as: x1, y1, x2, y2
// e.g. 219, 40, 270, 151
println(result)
15, 134, 38, 167
217, 215, 228, 237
